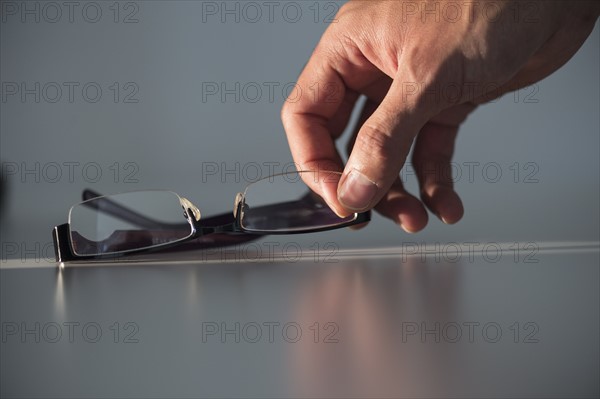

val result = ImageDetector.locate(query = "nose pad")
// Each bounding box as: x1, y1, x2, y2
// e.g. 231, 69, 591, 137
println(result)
233, 192, 244, 219
179, 197, 201, 222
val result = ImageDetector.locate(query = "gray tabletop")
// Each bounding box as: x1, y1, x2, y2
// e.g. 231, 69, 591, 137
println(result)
1, 243, 598, 398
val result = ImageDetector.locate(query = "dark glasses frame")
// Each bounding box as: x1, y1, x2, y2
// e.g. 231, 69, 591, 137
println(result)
52, 172, 370, 263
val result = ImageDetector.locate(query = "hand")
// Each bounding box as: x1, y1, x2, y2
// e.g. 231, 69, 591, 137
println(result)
281, 0, 598, 232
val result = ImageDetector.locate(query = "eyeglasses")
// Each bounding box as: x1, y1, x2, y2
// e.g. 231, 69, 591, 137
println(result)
52, 170, 370, 262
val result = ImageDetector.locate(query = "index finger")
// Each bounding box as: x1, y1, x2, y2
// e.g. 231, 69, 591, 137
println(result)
281, 46, 349, 217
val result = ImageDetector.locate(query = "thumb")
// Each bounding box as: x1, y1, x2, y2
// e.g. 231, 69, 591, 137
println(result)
337, 77, 433, 213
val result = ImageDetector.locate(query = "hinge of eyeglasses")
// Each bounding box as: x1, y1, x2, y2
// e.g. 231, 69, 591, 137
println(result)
180, 197, 201, 222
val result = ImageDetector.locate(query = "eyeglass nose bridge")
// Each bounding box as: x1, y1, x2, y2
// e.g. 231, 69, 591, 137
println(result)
179, 197, 201, 222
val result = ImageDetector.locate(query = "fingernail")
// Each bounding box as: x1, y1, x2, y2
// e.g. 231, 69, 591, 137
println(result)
338, 169, 377, 211
439, 212, 453, 224
434, 211, 448, 224
397, 217, 415, 233
399, 222, 413, 233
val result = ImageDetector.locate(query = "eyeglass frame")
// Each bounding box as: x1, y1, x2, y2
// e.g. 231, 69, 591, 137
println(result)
52, 171, 371, 263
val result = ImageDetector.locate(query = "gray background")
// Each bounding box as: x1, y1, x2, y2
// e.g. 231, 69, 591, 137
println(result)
0, 2, 598, 251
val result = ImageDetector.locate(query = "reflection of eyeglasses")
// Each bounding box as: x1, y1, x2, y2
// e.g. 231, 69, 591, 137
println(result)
52, 170, 370, 262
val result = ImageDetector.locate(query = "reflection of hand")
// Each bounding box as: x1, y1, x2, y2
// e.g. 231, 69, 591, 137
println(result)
282, 1, 598, 232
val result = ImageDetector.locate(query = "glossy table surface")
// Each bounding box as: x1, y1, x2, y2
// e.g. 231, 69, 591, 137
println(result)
1, 242, 598, 398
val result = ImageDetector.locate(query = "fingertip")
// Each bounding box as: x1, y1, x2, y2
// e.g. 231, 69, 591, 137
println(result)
314, 168, 354, 218
423, 186, 464, 225
375, 188, 428, 233
331, 205, 354, 219
397, 204, 428, 233
398, 217, 427, 233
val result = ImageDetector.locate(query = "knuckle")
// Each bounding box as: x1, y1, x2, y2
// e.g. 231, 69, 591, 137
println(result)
355, 123, 399, 163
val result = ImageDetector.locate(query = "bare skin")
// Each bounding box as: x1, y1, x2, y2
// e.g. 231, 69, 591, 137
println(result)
281, 0, 599, 232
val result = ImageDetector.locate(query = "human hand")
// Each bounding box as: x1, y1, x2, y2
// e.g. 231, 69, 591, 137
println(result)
281, 0, 598, 232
